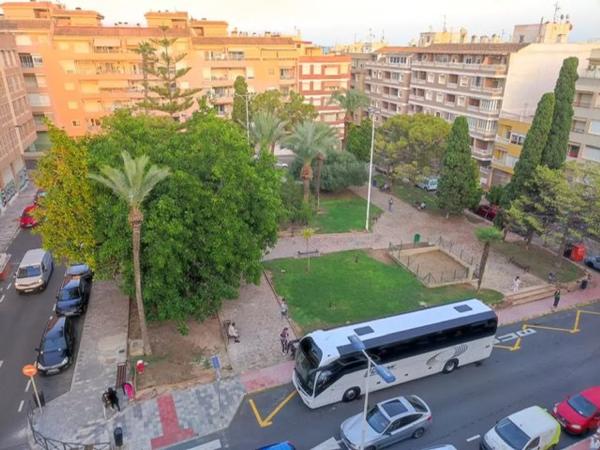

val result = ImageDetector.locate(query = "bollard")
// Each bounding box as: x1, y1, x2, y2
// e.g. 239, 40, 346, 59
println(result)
114, 426, 123, 447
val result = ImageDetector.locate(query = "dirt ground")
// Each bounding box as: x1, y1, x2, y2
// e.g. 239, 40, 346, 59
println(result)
129, 301, 230, 391
367, 248, 396, 265
403, 249, 469, 281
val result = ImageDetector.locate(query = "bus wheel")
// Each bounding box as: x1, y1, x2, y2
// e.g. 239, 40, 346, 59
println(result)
412, 428, 425, 439
442, 359, 458, 374
342, 387, 360, 402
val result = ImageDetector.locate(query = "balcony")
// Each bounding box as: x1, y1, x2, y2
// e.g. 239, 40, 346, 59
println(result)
472, 147, 493, 161
411, 60, 507, 74
412, 78, 427, 85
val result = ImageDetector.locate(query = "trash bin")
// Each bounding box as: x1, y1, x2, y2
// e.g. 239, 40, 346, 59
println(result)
570, 243, 585, 262
372, 178, 377, 187
581, 278, 588, 290
136, 359, 145, 374
413, 233, 421, 244
113, 427, 123, 447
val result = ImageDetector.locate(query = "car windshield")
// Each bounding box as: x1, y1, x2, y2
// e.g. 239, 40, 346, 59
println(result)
59, 287, 79, 301
366, 406, 390, 433
42, 336, 66, 352
17, 266, 41, 278
568, 394, 596, 418
495, 418, 530, 450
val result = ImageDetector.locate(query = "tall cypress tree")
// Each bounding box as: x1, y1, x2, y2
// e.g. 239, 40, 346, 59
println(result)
541, 57, 579, 169
437, 116, 482, 216
232, 76, 249, 129
505, 92, 555, 202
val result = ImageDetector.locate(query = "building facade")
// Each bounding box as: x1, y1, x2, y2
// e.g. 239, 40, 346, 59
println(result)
0, 33, 35, 210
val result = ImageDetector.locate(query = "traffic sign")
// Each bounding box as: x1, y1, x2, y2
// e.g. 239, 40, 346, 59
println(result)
210, 355, 221, 370
22, 364, 37, 377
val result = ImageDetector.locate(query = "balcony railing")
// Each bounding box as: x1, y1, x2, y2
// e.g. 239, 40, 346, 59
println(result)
412, 60, 507, 73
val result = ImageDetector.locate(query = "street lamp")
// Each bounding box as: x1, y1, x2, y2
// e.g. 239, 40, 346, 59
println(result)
234, 92, 251, 143
365, 107, 377, 231
348, 334, 396, 450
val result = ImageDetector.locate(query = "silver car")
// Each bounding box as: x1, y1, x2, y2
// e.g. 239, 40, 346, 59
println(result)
340, 395, 432, 450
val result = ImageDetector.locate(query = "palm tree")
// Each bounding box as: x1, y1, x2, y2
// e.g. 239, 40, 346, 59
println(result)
285, 121, 337, 203
475, 226, 503, 291
330, 89, 370, 150
249, 110, 287, 154
89, 152, 170, 355
302, 227, 315, 272
314, 151, 326, 210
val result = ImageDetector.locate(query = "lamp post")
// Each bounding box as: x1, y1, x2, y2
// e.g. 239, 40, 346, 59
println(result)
348, 334, 396, 450
234, 92, 250, 143
365, 108, 377, 231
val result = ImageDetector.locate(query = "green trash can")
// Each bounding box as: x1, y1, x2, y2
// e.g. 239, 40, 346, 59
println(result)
413, 233, 421, 244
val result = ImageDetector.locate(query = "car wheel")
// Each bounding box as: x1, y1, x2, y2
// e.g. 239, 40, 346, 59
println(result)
412, 428, 425, 439
442, 359, 458, 374
342, 387, 360, 402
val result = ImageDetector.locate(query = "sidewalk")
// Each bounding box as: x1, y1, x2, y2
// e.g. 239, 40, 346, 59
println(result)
0, 182, 36, 253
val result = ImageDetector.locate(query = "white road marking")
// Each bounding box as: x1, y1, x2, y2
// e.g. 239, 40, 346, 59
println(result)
17, 400, 24, 413
7, 282, 12, 290
0, 294, 5, 303
189, 439, 221, 450
0, 360, 3, 369
310, 437, 342, 450
466, 434, 480, 442
25, 379, 31, 392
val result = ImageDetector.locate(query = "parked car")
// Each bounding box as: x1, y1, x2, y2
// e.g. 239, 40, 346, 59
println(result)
256, 442, 296, 450
15, 248, 53, 294
35, 315, 75, 375
416, 177, 438, 192
552, 386, 600, 435
480, 406, 560, 450
584, 255, 600, 272
340, 395, 432, 450
55, 264, 93, 316
20, 204, 38, 228
475, 204, 499, 221
421, 446, 457, 450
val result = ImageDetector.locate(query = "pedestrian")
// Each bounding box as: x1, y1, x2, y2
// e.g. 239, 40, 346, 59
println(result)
512, 276, 521, 293
388, 197, 393, 212
280, 298, 288, 319
107, 387, 120, 412
553, 289, 561, 310
228, 321, 240, 343
279, 327, 289, 354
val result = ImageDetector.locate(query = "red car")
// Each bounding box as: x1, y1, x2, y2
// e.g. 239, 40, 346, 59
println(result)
20, 204, 38, 228
553, 386, 600, 434
475, 204, 499, 221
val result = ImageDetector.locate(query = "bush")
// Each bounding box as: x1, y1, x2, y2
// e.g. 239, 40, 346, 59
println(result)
290, 151, 368, 193
280, 175, 312, 226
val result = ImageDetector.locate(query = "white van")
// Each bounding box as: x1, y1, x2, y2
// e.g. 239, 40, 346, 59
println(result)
15, 249, 54, 294
416, 177, 438, 192
481, 406, 561, 450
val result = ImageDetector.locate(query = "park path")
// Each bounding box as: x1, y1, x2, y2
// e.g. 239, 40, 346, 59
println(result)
267, 184, 543, 294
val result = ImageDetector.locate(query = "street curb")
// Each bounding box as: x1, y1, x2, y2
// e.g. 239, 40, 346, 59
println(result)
496, 298, 600, 326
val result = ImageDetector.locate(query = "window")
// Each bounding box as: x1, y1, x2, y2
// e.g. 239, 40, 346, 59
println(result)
67, 101, 78, 110
436, 92, 444, 103
391, 72, 400, 81
582, 145, 600, 162
438, 74, 446, 84
425, 91, 433, 100
459, 76, 469, 87
572, 120, 586, 133
389, 56, 407, 64
457, 96, 465, 106
71, 120, 80, 127
568, 143, 580, 158
589, 120, 600, 135
246, 67, 254, 79
510, 133, 525, 145
16, 35, 32, 46
427, 72, 434, 83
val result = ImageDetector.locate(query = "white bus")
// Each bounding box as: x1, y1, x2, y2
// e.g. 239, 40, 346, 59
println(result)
292, 299, 497, 409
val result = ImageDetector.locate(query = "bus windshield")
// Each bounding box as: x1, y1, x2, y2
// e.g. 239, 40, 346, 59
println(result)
295, 338, 321, 395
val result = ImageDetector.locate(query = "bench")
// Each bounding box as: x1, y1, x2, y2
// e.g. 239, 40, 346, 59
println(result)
297, 249, 319, 257
508, 257, 530, 273
115, 363, 127, 390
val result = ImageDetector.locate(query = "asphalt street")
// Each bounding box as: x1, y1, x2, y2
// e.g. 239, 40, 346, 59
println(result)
0, 229, 85, 450
197, 304, 600, 450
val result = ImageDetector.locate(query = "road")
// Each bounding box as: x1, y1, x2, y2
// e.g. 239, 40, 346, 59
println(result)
0, 230, 85, 450
193, 304, 600, 450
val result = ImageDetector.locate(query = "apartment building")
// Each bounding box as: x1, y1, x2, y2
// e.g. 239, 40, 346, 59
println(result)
0, 1, 348, 139
349, 53, 373, 121
490, 113, 533, 186
298, 55, 351, 135
365, 47, 413, 121
0, 33, 35, 210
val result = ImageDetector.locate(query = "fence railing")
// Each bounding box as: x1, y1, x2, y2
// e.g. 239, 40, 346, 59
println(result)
394, 251, 470, 286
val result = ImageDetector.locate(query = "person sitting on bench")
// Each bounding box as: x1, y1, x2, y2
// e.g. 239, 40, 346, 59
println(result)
227, 322, 240, 343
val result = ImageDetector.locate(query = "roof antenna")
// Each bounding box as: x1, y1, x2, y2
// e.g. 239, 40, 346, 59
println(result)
553, 1, 560, 22
442, 14, 447, 32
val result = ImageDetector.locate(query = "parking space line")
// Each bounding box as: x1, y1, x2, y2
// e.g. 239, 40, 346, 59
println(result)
0, 294, 5, 303
7, 282, 12, 290
17, 400, 24, 413
466, 434, 480, 442
0, 360, 3, 369
25, 379, 31, 392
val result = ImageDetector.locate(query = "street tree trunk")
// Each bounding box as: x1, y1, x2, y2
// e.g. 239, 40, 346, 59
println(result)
342, 112, 352, 151
525, 230, 534, 249
315, 154, 324, 210
477, 242, 491, 291
301, 163, 313, 204
130, 208, 152, 355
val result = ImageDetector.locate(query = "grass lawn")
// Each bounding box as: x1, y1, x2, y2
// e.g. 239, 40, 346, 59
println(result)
311, 194, 382, 234
264, 250, 503, 332
374, 175, 444, 216
492, 240, 585, 283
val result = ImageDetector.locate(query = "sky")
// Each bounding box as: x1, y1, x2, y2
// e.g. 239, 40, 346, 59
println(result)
57, 0, 600, 46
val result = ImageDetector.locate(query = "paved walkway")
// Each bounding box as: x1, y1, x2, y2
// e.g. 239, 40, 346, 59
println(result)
0, 182, 35, 254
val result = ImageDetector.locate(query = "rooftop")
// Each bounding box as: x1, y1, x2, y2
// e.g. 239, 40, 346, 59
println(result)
418, 42, 529, 54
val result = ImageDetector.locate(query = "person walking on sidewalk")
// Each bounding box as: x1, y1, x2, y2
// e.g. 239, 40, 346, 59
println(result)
279, 327, 289, 354
107, 387, 120, 412
388, 197, 393, 212
512, 276, 521, 293
280, 298, 288, 319
553, 289, 561, 311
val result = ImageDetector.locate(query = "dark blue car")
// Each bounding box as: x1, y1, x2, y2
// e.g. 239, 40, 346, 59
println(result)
55, 264, 93, 316
36, 316, 75, 375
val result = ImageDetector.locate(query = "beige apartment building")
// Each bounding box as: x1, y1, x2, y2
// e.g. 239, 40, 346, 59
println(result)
0, 1, 349, 142
0, 33, 35, 211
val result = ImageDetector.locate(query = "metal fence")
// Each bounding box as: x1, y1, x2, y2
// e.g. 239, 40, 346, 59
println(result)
394, 251, 470, 286
27, 407, 112, 450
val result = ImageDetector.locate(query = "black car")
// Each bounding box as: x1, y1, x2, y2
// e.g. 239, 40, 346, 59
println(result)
36, 316, 75, 375
55, 264, 93, 316
585, 255, 600, 272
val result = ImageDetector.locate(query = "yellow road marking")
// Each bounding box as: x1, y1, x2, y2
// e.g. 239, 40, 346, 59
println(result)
494, 336, 521, 351
523, 323, 580, 334
248, 390, 297, 428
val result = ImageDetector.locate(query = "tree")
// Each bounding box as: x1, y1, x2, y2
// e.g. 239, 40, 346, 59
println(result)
33, 124, 96, 266
329, 89, 370, 150
541, 57, 579, 169
232, 76, 250, 130
133, 41, 157, 112
505, 93, 555, 203
475, 227, 502, 290
347, 119, 372, 162
139, 29, 201, 119
291, 150, 368, 193
285, 121, 338, 203
437, 116, 482, 216
251, 90, 317, 131
249, 110, 287, 154
301, 227, 315, 271
89, 152, 171, 356
314, 152, 325, 210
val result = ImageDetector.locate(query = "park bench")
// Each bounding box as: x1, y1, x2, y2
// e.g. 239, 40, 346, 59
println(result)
508, 257, 530, 273
297, 249, 319, 258
115, 362, 127, 390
